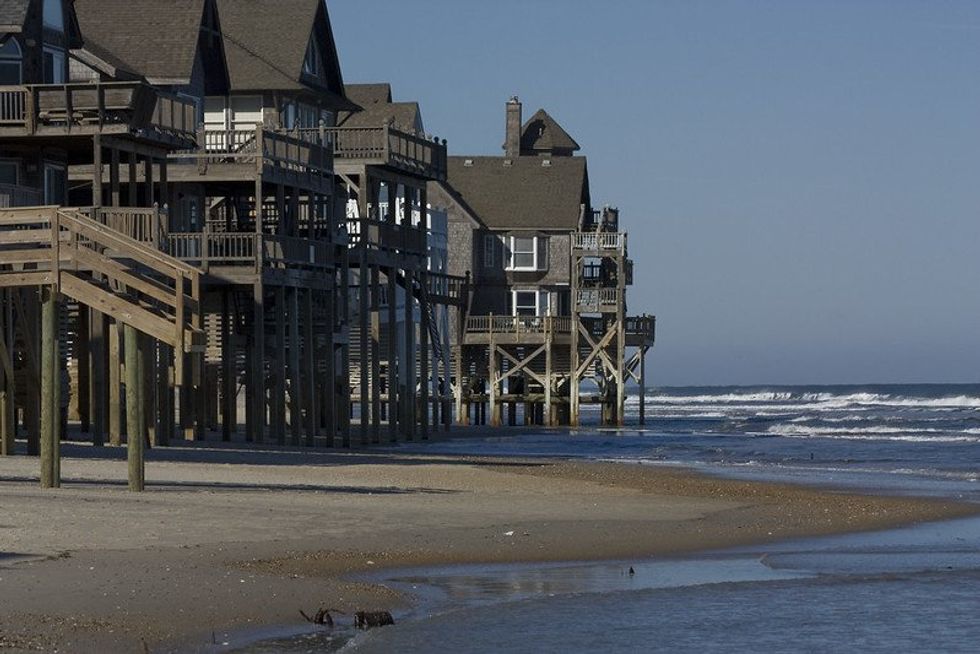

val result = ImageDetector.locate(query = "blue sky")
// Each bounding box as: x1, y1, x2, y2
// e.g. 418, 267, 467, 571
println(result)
328, 1, 980, 386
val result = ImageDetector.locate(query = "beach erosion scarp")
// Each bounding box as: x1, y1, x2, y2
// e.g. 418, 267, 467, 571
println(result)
0, 444, 975, 653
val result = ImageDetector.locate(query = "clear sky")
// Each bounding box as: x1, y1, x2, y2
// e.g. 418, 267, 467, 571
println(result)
328, 0, 980, 387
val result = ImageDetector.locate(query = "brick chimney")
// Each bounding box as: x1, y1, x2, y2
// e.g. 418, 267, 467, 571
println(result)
504, 96, 522, 158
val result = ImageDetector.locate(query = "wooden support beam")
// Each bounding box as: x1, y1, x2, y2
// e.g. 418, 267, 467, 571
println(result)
0, 291, 14, 456
419, 273, 429, 441
273, 286, 286, 445
302, 289, 316, 446
369, 266, 381, 444
288, 287, 302, 446
39, 288, 58, 487
402, 268, 415, 441
108, 320, 122, 445
387, 269, 398, 443
158, 344, 173, 446
249, 283, 265, 443
124, 324, 144, 492
358, 254, 369, 446
221, 291, 234, 441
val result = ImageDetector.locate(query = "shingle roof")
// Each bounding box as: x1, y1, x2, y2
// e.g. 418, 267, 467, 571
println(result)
339, 101, 422, 132
344, 83, 392, 107
217, 0, 346, 99
0, 0, 29, 31
520, 109, 581, 155
74, 0, 206, 83
339, 83, 423, 132
444, 156, 589, 230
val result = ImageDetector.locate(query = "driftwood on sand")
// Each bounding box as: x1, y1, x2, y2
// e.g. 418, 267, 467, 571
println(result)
354, 610, 395, 629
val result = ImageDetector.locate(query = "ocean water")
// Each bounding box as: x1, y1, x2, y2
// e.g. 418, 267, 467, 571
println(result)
236, 384, 980, 653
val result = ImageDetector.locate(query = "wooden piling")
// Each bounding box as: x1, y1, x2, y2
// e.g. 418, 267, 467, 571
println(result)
40, 287, 59, 489
124, 324, 144, 492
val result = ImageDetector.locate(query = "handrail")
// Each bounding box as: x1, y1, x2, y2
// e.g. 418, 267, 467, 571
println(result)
0, 182, 42, 208
0, 82, 197, 140
172, 125, 333, 175
346, 216, 426, 254
321, 125, 447, 178
465, 315, 573, 335
79, 206, 167, 246
572, 232, 626, 251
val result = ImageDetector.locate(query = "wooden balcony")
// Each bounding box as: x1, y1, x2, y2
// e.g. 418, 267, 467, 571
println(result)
0, 183, 42, 208
575, 288, 621, 312
572, 231, 626, 254
464, 314, 655, 347
0, 82, 196, 146
314, 125, 447, 181
346, 217, 427, 257
168, 126, 333, 188
165, 231, 336, 275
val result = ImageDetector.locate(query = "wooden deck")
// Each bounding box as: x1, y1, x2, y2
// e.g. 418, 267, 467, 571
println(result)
311, 126, 447, 180
0, 82, 196, 146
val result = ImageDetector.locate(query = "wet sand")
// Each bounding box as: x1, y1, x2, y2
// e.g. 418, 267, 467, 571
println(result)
0, 442, 976, 652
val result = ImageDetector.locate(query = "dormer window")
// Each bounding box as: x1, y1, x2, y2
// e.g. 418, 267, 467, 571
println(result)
43, 0, 65, 32
0, 37, 22, 84
303, 37, 320, 77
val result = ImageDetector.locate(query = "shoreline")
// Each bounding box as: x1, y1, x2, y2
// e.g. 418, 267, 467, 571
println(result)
1, 444, 977, 652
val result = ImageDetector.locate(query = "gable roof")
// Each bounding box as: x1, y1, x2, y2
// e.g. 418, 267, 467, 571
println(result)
338, 83, 423, 132
344, 83, 392, 107
520, 109, 580, 155
444, 156, 589, 230
0, 0, 29, 32
74, 0, 207, 84
217, 0, 346, 102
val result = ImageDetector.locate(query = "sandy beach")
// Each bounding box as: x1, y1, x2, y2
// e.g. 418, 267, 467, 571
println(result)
0, 441, 976, 653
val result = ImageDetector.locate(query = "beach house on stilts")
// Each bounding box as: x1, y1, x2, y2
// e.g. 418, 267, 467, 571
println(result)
429, 98, 655, 428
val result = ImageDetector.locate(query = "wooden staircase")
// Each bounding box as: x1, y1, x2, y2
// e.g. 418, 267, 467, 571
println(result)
0, 207, 205, 361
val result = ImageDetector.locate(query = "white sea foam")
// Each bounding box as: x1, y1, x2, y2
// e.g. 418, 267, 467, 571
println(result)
765, 423, 980, 443
641, 391, 980, 411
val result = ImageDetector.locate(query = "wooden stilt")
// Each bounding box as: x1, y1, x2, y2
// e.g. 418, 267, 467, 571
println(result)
302, 289, 317, 446
273, 286, 286, 445
124, 325, 144, 492
288, 287, 302, 446
369, 266, 381, 444
387, 268, 398, 443
221, 291, 235, 441
40, 287, 59, 488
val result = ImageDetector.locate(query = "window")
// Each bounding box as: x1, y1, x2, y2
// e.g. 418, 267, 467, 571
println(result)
511, 236, 536, 270
303, 38, 320, 77
43, 163, 66, 205
512, 290, 549, 317
43, 0, 65, 32
0, 38, 22, 85
503, 235, 548, 271
483, 234, 495, 268
43, 46, 66, 84
0, 160, 19, 186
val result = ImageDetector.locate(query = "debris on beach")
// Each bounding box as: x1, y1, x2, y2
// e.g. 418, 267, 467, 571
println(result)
299, 608, 337, 627
354, 610, 395, 629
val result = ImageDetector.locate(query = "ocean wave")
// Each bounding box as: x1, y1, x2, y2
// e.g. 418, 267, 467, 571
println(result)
641, 391, 980, 411
765, 423, 980, 443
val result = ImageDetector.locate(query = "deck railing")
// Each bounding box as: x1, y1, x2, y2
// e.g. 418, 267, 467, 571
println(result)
173, 125, 333, 176
319, 125, 447, 179
425, 271, 469, 304
0, 82, 197, 141
0, 183, 42, 208
625, 315, 657, 342
572, 232, 626, 252
80, 206, 167, 245
166, 231, 334, 271
575, 288, 621, 310
465, 315, 573, 335
346, 216, 426, 255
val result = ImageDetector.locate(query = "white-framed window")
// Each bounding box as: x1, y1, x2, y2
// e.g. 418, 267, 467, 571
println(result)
503, 234, 549, 271
303, 37, 320, 77
0, 37, 22, 85
43, 0, 65, 32
43, 163, 66, 205
42, 46, 66, 83
483, 234, 495, 268
0, 159, 19, 185
511, 289, 549, 317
